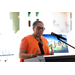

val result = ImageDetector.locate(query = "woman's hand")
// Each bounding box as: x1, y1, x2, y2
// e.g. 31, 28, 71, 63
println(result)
50, 47, 54, 55
32, 49, 42, 57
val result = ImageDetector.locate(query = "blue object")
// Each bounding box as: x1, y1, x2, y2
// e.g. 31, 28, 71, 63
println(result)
42, 34, 68, 53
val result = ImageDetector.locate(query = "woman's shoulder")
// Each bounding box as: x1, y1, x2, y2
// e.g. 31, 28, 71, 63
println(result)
41, 36, 48, 42
42, 36, 46, 39
22, 35, 32, 40
25, 35, 32, 39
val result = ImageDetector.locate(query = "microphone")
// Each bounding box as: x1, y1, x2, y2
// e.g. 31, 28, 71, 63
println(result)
38, 42, 45, 55
51, 32, 67, 40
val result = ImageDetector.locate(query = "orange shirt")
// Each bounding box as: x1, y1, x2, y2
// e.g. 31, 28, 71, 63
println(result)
19, 35, 50, 62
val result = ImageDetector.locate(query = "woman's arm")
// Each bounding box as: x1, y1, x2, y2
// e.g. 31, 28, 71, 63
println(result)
19, 49, 42, 59
19, 49, 31, 59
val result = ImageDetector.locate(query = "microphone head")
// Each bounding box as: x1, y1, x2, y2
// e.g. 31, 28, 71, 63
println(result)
51, 32, 67, 40
51, 32, 55, 36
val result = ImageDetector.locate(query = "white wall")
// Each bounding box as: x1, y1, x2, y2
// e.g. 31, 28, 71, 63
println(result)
20, 12, 71, 36
67, 12, 75, 54
51, 12, 70, 33
0, 12, 19, 62
0, 12, 13, 34
39, 12, 54, 34
72, 12, 75, 31
19, 12, 55, 37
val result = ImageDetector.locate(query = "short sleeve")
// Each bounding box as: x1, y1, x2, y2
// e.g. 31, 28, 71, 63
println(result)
19, 37, 28, 51
43, 37, 48, 44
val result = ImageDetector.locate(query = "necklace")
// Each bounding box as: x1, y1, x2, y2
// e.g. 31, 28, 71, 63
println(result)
32, 34, 43, 46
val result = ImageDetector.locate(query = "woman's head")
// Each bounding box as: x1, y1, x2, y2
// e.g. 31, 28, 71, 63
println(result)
32, 21, 45, 37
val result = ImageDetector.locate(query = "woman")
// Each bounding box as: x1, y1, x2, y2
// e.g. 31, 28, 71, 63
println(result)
19, 20, 54, 62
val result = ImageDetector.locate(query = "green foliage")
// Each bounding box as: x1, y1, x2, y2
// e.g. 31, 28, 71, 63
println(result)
49, 44, 53, 48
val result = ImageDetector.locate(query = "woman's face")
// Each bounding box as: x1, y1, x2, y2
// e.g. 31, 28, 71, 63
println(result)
33, 23, 45, 37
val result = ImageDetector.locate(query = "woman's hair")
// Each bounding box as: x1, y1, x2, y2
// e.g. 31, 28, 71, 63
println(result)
33, 20, 44, 27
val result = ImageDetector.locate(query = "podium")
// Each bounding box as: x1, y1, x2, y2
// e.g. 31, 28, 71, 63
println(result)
24, 56, 45, 62
44, 54, 75, 62
24, 54, 75, 62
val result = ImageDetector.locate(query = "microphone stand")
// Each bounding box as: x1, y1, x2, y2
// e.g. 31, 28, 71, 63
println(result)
57, 37, 75, 49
